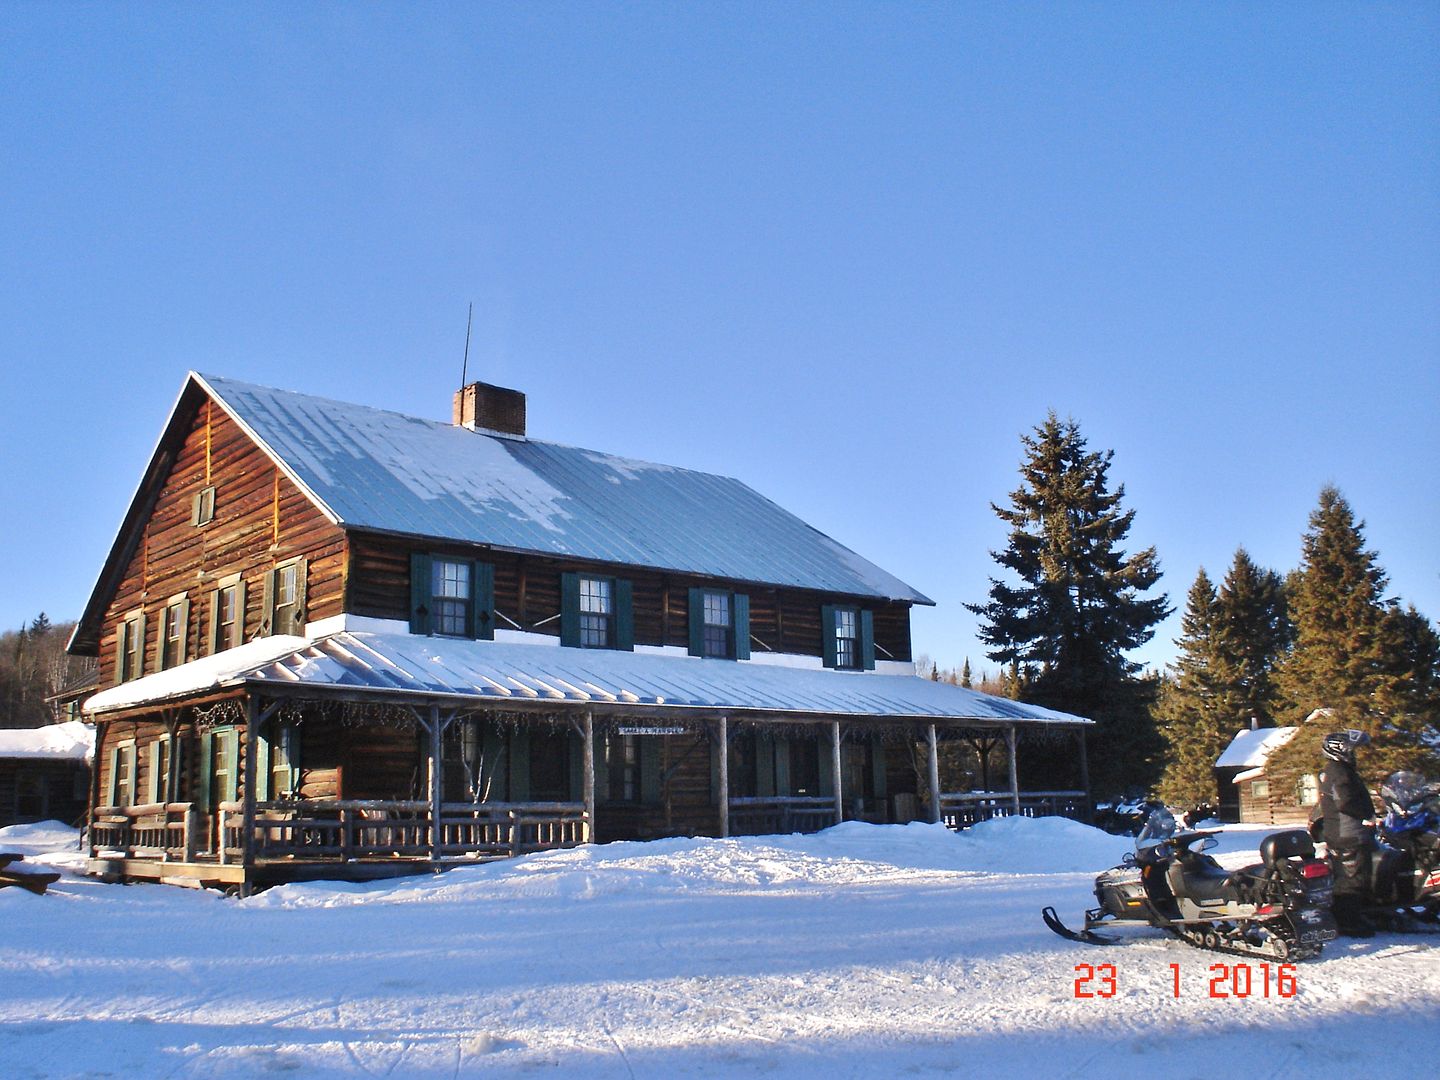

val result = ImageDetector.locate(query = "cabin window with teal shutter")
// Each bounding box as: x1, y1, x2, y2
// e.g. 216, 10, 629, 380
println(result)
410, 553, 494, 639
562, 572, 634, 651
822, 604, 875, 670
687, 587, 750, 659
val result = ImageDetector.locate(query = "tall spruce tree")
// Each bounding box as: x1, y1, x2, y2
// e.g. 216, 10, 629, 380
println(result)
967, 413, 1170, 794
1155, 569, 1224, 807
1269, 487, 1440, 784
1209, 548, 1290, 730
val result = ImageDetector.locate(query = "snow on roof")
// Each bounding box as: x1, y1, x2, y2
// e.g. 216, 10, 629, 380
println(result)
1215, 726, 1297, 770
198, 373, 932, 604
86, 632, 1089, 725
0, 720, 94, 762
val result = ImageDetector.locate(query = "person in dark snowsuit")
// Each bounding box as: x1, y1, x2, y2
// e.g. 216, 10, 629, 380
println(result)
1313, 729, 1376, 936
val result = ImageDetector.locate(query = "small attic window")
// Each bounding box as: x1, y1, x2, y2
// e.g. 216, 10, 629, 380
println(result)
191, 486, 216, 526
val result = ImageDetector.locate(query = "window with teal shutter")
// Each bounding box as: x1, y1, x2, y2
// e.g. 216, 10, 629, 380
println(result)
411, 553, 494, 639
688, 587, 749, 659
822, 605, 875, 670
562, 572, 633, 650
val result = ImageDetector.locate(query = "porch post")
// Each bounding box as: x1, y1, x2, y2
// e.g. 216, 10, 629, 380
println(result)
582, 709, 596, 844
718, 715, 730, 839
241, 695, 259, 883
428, 704, 443, 862
926, 724, 942, 824
1006, 724, 1021, 814
831, 721, 844, 825
1077, 726, 1090, 808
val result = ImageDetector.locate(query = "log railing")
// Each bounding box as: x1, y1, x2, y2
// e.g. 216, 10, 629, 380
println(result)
91, 803, 201, 862
939, 790, 1089, 830
728, 796, 837, 836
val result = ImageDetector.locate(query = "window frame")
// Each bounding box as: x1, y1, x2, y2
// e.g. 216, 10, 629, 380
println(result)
821, 604, 875, 671
410, 553, 494, 640
561, 572, 633, 651
191, 485, 216, 526
158, 594, 189, 671
116, 609, 145, 684
687, 587, 749, 660
430, 557, 474, 638
578, 575, 614, 649
209, 573, 245, 654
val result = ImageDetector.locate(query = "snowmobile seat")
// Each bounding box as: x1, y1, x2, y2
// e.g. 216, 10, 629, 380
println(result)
1175, 855, 1259, 902
1259, 830, 1315, 867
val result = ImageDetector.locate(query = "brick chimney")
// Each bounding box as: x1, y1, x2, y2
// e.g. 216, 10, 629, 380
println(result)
453, 381, 526, 437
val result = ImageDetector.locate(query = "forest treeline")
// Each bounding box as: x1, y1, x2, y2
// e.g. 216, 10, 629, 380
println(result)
0, 614, 95, 729
962, 413, 1439, 799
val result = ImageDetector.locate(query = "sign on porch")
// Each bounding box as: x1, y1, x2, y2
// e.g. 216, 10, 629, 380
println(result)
616, 726, 687, 736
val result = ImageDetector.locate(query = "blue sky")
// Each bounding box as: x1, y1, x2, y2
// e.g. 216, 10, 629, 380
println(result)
2, 3, 1436, 674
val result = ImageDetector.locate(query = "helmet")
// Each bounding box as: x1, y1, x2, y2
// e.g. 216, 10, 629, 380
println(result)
1322, 729, 1370, 765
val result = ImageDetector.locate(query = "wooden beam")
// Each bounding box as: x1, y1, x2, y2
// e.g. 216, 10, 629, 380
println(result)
428, 704, 443, 863
1006, 724, 1020, 814
582, 709, 595, 844
718, 715, 730, 839
927, 723, 941, 824
241, 695, 260, 892
831, 721, 843, 826
1077, 727, 1090, 810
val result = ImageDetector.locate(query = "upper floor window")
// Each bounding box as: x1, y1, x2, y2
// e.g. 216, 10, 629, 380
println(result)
579, 576, 613, 648
116, 611, 145, 683
210, 575, 245, 654
432, 558, 472, 637
409, 553, 494, 639
822, 604, 875, 670
561, 572, 633, 651
265, 558, 308, 637
276, 564, 299, 631
191, 485, 216, 526
687, 587, 749, 660
159, 597, 188, 670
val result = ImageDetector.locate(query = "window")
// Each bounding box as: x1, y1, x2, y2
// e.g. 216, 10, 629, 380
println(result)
561, 572, 632, 651
108, 741, 136, 807
148, 738, 171, 804
116, 612, 144, 683
210, 577, 244, 653
410, 553, 493, 639
822, 604, 875, 670
160, 598, 187, 670
431, 559, 473, 637
579, 576, 612, 648
834, 608, 858, 669
276, 563, 299, 632
15, 774, 45, 820
686, 587, 749, 660
211, 731, 236, 807
1251, 779, 1270, 800
607, 734, 640, 802
191, 485, 216, 526
270, 724, 300, 799
1298, 774, 1319, 807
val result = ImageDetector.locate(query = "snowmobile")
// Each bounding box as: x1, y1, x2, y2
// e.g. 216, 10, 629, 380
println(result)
1333, 771, 1440, 932
1043, 809, 1338, 960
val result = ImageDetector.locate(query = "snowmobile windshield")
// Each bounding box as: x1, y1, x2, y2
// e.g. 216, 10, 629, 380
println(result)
1380, 772, 1429, 810
1135, 807, 1176, 853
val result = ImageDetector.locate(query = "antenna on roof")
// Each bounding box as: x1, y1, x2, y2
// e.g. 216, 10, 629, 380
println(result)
460, 302, 473, 389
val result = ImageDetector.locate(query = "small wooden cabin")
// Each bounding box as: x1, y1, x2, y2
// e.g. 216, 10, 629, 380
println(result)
1215, 725, 1319, 825
70, 373, 1091, 891
0, 721, 93, 829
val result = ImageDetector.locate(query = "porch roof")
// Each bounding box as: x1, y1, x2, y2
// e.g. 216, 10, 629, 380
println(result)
85, 632, 1091, 726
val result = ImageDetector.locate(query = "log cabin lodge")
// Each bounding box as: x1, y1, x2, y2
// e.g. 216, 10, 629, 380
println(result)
70, 373, 1090, 891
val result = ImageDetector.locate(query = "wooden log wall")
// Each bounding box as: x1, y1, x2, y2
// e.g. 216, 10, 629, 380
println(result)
0, 759, 90, 829
347, 533, 913, 663
96, 394, 348, 686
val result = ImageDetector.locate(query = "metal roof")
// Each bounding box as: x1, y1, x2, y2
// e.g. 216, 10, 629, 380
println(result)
198, 373, 931, 604
85, 633, 1089, 725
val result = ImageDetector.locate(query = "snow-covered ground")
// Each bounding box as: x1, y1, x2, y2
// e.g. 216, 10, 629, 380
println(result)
3, 817, 1436, 1079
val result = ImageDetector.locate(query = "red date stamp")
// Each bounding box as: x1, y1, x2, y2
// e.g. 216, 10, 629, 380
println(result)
1073, 962, 1297, 999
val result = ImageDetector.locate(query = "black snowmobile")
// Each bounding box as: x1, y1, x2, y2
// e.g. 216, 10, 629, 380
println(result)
1043, 809, 1338, 960
1332, 770, 1440, 932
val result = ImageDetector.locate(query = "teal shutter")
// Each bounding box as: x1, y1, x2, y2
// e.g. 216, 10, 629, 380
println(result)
409, 553, 432, 634
821, 605, 838, 668
206, 593, 220, 655
641, 737, 662, 803
106, 746, 120, 806
733, 593, 750, 660
509, 732, 531, 800
593, 731, 610, 801
872, 742, 888, 800
196, 732, 213, 810
774, 737, 791, 795
687, 588, 705, 656
293, 557, 308, 632
756, 734, 776, 797
568, 733, 583, 800
860, 609, 875, 670
560, 572, 580, 647
819, 737, 835, 797
145, 743, 161, 805
614, 578, 634, 651
473, 561, 495, 640
221, 730, 239, 805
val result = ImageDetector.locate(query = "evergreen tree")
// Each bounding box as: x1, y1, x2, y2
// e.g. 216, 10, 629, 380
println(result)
967, 413, 1170, 793
1268, 488, 1440, 784
1210, 549, 1290, 730
1155, 569, 1224, 807
960, 658, 973, 688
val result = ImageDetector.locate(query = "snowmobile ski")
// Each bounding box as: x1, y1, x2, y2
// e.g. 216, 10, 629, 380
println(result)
1041, 906, 1122, 945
